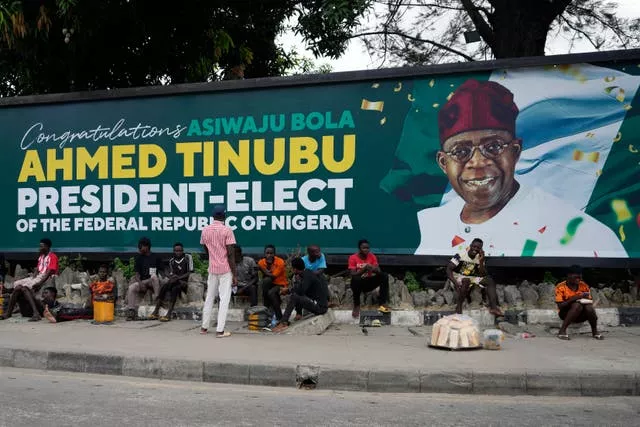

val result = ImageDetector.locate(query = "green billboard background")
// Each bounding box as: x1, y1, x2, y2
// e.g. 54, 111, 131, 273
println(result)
2, 57, 640, 259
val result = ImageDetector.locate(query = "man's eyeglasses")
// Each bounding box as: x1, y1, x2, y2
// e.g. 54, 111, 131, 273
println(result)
443, 139, 515, 163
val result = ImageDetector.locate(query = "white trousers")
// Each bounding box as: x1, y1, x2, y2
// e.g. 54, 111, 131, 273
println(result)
202, 272, 232, 333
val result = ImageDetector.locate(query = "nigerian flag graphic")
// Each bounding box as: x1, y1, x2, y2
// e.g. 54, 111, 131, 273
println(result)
380, 63, 640, 258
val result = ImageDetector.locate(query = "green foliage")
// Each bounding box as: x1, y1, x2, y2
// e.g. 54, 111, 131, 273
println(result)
113, 257, 136, 280
57, 253, 86, 271
404, 271, 421, 293
543, 271, 558, 284
0, 0, 359, 96
191, 253, 209, 277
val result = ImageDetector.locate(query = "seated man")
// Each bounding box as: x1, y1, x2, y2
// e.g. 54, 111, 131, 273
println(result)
272, 257, 329, 333
87, 264, 115, 307
348, 239, 391, 318
126, 237, 163, 320
446, 238, 502, 316
1, 238, 59, 321
233, 245, 258, 307
555, 265, 603, 340
258, 245, 288, 321
150, 243, 193, 321
302, 245, 327, 276
40, 286, 95, 323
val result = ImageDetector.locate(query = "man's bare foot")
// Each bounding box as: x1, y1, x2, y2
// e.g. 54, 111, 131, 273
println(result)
489, 308, 504, 317
43, 306, 57, 323
272, 322, 289, 333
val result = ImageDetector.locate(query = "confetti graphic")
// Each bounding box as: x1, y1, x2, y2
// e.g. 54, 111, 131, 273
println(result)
629, 144, 638, 154
360, 99, 384, 112
560, 217, 584, 245
611, 199, 633, 223
371, 83, 380, 88
521, 239, 538, 257
604, 76, 616, 82
380, 117, 387, 125
451, 235, 465, 247
407, 94, 415, 102
393, 82, 402, 92
613, 132, 622, 142
432, 103, 440, 108
429, 79, 435, 88
572, 149, 600, 162
538, 226, 547, 234
619, 225, 626, 242
586, 132, 595, 138
596, 169, 603, 177
446, 92, 455, 101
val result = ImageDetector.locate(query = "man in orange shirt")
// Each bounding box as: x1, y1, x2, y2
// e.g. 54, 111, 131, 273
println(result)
555, 265, 603, 340
258, 245, 288, 322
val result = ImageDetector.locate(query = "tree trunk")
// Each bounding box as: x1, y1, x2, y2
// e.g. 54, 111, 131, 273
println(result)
472, 0, 572, 59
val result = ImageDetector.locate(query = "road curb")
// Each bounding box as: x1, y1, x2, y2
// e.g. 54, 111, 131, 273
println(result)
136, 307, 640, 326
0, 347, 637, 396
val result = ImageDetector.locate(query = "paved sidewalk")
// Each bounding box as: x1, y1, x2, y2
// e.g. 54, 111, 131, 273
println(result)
0, 318, 639, 396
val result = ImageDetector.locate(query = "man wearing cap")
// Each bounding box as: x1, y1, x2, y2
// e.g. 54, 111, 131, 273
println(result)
200, 205, 237, 338
415, 79, 626, 258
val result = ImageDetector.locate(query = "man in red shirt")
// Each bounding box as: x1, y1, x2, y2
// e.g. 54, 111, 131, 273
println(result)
555, 265, 603, 340
348, 239, 390, 319
200, 205, 237, 338
1, 238, 58, 321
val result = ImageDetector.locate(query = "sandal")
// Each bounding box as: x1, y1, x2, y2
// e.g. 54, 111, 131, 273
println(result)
148, 313, 159, 320
592, 333, 604, 340
159, 316, 170, 322
557, 334, 570, 340
200, 328, 208, 335
216, 331, 231, 338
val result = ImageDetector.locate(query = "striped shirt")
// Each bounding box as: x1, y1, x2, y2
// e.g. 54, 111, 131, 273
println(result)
200, 220, 236, 274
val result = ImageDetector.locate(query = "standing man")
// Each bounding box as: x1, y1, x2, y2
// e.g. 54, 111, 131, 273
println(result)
302, 245, 327, 275
233, 245, 258, 307
348, 239, 391, 318
200, 205, 237, 338
0, 238, 58, 321
446, 238, 502, 316
126, 237, 163, 320
272, 257, 329, 333
555, 265, 603, 340
258, 245, 288, 321
149, 243, 193, 322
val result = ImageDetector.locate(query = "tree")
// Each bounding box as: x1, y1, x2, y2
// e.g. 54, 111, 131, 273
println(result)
0, 0, 349, 96
350, 0, 640, 66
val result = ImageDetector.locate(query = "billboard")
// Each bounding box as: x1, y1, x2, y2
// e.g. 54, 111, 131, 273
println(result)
2, 52, 640, 260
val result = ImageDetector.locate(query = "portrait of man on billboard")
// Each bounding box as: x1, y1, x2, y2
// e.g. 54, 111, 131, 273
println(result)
414, 78, 627, 258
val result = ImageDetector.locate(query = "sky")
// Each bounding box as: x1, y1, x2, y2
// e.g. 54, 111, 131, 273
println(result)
278, 0, 640, 72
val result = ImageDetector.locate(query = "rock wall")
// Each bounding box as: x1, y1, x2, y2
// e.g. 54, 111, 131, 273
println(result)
3, 266, 639, 311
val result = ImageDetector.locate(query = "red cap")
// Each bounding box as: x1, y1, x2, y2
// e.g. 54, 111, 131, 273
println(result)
438, 79, 518, 144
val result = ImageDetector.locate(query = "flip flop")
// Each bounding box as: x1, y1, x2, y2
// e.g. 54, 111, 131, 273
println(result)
557, 334, 570, 340
592, 334, 604, 340
216, 331, 231, 338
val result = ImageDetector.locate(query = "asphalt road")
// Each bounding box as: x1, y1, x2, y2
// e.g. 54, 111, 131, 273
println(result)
0, 368, 638, 427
